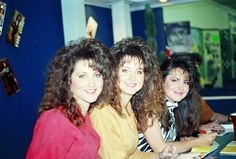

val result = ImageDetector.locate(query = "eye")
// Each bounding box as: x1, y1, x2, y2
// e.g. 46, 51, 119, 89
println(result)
121, 68, 128, 73
184, 80, 189, 85
137, 70, 143, 75
95, 72, 102, 78
171, 78, 178, 82
78, 74, 86, 79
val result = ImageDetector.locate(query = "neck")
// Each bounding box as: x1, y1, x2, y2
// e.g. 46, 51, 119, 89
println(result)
120, 93, 132, 109
165, 96, 175, 103
76, 100, 90, 116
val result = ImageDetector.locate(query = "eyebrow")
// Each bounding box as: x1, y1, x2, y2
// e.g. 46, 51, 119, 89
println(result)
169, 75, 189, 80
122, 64, 144, 69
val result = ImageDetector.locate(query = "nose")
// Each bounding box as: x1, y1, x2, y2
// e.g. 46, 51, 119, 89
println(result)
129, 72, 136, 81
88, 76, 95, 87
177, 82, 184, 90
177, 33, 183, 39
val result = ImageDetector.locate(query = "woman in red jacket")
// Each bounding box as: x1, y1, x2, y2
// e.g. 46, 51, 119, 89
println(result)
26, 38, 113, 159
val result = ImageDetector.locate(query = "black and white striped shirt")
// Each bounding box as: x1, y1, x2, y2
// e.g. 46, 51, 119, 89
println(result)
138, 100, 178, 152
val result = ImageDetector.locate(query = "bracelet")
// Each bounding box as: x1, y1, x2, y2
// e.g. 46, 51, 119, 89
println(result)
228, 116, 231, 122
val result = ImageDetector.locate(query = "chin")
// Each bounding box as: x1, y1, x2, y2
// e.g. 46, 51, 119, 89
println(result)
125, 90, 139, 96
174, 98, 184, 102
86, 97, 99, 104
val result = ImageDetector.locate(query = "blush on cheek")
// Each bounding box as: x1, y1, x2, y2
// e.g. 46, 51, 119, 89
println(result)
163, 82, 169, 91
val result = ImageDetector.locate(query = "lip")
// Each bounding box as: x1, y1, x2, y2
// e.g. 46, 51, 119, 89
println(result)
174, 91, 184, 96
125, 82, 137, 88
84, 89, 96, 94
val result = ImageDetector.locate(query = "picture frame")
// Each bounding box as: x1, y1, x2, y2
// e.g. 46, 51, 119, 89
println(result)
0, 1, 6, 36
0, 58, 20, 95
6, 10, 25, 48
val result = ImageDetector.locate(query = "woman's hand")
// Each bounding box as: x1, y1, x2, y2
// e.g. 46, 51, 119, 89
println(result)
180, 136, 195, 141
199, 121, 225, 134
159, 145, 178, 159
197, 132, 217, 146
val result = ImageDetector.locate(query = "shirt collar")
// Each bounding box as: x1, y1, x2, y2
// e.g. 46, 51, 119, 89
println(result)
165, 99, 178, 109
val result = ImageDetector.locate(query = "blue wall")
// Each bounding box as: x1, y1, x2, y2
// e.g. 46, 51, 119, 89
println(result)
202, 88, 236, 115
0, 0, 64, 159
206, 99, 236, 115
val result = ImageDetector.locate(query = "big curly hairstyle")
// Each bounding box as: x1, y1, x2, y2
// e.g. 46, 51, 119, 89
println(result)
39, 38, 113, 127
109, 37, 165, 132
160, 52, 201, 138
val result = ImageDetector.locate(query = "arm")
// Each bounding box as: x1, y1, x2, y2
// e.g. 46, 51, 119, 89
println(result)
130, 149, 158, 159
131, 146, 178, 159
200, 97, 214, 124
210, 112, 228, 123
144, 118, 217, 153
199, 120, 225, 134
200, 97, 228, 123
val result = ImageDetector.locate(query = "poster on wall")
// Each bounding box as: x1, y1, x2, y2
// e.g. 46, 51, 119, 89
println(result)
220, 29, 232, 85
229, 13, 236, 80
0, 1, 6, 36
191, 27, 205, 87
164, 21, 192, 54
6, 10, 25, 48
202, 29, 222, 88
86, 16, 98, 38
0, 58, 20, 96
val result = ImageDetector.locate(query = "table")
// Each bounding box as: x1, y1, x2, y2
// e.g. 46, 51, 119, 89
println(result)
206, 132, 234, 159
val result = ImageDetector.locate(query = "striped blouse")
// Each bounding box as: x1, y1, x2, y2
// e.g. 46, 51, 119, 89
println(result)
138, 100, 178, 152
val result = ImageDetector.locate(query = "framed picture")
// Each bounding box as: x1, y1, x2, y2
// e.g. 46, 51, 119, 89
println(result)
164, 21, 192, 54
0, 58, 20, 95
202, 29, 222, 88
191, 27, 205, 87
86, 16, 98, 38
229, 13, 236, 80
220, 29, 232, 86
6, 10, 25, 48
0, 1, 6, 36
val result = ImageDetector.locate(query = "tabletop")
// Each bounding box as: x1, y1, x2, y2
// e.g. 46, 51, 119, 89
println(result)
206, 132, 235, 159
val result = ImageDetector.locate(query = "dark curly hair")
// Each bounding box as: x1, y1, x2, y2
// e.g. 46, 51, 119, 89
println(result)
160, 52, 201, 138
39, 38, 113, 127
109, 37, 165, 132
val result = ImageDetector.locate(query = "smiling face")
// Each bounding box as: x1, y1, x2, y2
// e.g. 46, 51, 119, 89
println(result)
163, 67, 189, 102
70, 60, 103, 108
118, 56, 144, 99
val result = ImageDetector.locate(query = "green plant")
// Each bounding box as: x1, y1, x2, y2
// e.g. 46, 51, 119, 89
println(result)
144, 3, 157, 51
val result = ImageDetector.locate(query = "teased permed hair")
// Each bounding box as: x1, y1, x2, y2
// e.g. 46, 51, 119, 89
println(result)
160, 52, 201, 137
109, 37, 165, 131
39, 38, 113, 127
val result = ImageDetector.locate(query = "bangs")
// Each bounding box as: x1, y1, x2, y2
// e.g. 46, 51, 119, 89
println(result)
119, 55, 144, 67
85, 59, 102, 73
77, 49, 104, 73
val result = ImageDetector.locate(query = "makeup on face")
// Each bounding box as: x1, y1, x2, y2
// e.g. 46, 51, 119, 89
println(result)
118, 56, 144, 98
70, 60, 104, 112
164, 68, 189, 102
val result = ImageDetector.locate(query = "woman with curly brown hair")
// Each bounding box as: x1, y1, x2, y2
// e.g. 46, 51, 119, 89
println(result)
138, 53, 217, 154
90, 37, 177, 159
26, 38, 113, 159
